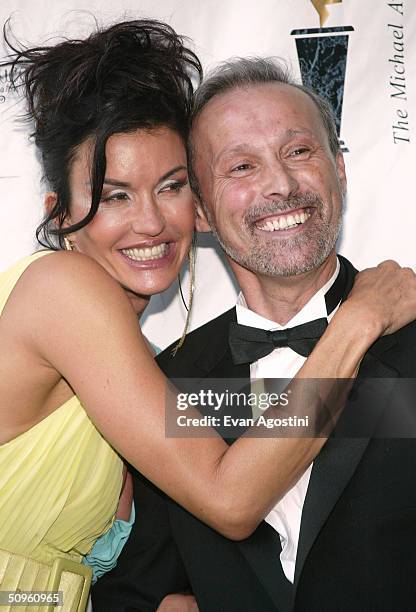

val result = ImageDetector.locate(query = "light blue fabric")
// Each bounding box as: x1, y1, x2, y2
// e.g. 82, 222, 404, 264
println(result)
149, 341, 161, 356
82, 502, 135, 584
82, 341, 161, 583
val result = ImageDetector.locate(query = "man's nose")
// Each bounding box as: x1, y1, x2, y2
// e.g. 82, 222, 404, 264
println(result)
129, 196, 166, 236
261, 158, 299, 200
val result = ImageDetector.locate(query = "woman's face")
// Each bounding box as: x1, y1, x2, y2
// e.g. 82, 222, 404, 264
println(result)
65, 127, 195, 313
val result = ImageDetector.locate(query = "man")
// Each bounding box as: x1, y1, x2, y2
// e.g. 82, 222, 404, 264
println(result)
93, 58, 416, 611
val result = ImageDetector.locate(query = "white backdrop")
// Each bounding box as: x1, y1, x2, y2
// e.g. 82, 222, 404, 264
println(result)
0, 0, 414, 348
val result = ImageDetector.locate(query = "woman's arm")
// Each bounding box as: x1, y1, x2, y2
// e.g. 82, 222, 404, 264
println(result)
157, 594, 198, 611
7, 253, 416, 539
115, 466, 133, 521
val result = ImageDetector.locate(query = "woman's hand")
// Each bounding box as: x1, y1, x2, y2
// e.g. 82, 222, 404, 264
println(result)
157, 594, 198, 611
307, 261, 416, 384
340, 260, 416, 339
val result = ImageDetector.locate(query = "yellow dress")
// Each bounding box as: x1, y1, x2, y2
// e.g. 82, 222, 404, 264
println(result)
0, 252, 124, 610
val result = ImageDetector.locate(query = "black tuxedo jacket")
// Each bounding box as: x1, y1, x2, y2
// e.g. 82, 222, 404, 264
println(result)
92, 258, 416, 612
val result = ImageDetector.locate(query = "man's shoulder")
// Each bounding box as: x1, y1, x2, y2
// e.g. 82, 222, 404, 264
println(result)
339, 254, 416, 371
379, 319, 416, 375
156, 307, 236, 374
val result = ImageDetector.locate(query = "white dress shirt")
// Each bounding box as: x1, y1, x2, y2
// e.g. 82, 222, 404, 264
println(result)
235, 259, 340, 583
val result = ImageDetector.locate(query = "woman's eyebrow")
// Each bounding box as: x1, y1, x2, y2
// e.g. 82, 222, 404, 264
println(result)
159, 165, 187, 181
85, 178, 132, 188
96, 166, 187, 188
102, 178, 131, 187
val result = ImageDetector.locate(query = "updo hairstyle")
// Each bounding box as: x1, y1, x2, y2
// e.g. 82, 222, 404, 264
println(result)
4, 19, 202, 247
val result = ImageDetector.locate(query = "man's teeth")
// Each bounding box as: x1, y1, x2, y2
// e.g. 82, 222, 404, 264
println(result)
122, 243, 169, 261
257, 211, 311, 232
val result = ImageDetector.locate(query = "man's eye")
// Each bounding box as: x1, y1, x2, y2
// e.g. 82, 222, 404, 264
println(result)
290, 147, 310, 157
231, 163, 252, 172
100, 192, 129, 203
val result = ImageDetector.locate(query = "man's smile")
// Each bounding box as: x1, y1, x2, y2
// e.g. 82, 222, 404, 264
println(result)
255, 208, 312, 232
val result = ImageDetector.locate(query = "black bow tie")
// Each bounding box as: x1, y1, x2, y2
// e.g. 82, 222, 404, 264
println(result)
229, 318, 328, 364
229, 258, 348, 366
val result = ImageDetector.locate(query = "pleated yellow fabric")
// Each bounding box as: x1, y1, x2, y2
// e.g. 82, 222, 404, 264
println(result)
0, 252, 123, 568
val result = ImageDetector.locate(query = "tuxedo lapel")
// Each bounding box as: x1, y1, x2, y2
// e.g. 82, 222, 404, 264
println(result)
238, 522, 292, 612
201, 339, 249, 381
294, 342, 399, 589
190, 310, 252, 400
157, 307, 240, 378
294, 436, 369, 590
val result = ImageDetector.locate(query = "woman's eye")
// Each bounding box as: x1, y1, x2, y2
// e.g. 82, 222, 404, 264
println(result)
100, 192, 129, 203
159, 179, 188, 194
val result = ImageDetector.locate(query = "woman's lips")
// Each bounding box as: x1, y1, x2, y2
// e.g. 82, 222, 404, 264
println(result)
119, 241, 177, 268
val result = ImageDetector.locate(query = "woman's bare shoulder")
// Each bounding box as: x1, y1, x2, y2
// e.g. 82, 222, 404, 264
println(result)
13, 251, 123, 299
2, 251, 132, 333
21, 250, 113, 284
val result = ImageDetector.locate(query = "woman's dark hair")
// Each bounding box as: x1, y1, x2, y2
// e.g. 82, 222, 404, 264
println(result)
4, 19, 202, 248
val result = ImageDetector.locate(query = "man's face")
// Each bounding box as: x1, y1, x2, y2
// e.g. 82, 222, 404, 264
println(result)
192, 83, 346, 277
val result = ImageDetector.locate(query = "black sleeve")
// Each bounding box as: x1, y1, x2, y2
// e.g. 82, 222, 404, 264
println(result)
91, 468, 191, 612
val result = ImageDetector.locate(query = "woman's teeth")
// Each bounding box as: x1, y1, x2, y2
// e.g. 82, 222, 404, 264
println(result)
257, 211, 311, 231
121, 243, 169, 261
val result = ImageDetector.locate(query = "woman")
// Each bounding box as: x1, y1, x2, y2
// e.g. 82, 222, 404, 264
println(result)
1, 19, 415, 612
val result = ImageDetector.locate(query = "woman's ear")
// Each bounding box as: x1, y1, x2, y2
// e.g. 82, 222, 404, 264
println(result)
44, 191, 72, 227
44, 191, 75, 249
194, 197, 212, 233
44, 191, 58, 217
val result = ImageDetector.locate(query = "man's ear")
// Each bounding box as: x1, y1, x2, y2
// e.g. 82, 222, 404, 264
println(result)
194, 197, 212, 233
335, 151, 347, 195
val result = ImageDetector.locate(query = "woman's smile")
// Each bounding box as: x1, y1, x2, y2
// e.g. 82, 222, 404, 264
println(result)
65, 127, 195, 312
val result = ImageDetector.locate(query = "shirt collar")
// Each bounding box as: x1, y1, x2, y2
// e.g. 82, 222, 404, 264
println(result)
236, 258, 340, 331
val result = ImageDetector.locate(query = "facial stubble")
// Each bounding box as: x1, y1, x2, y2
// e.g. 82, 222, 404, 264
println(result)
203, 192, 344, 277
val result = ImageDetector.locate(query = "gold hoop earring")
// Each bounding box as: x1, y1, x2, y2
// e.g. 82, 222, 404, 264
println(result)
63, 237, 75, 251
172, 236, 196, 356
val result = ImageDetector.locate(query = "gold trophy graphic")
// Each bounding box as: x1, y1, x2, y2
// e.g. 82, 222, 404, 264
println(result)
291, 0, 353, 152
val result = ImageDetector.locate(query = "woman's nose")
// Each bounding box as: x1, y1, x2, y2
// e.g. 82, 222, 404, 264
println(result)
129, 197, 166, 236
